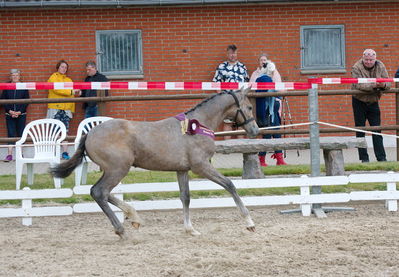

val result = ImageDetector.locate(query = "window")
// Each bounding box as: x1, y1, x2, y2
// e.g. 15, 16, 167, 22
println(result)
96, 30, 143, 78
300, 25, 346, 74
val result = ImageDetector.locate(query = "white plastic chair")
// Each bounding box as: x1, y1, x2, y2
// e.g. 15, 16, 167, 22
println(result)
74, 116, 113, 186
15, 118, 67, 190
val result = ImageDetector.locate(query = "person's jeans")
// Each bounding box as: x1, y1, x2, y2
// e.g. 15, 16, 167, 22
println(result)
53, 109, 71, 131
85, 106, 98, 118
352, 97, 386, 161
258, 101, 282, 156
6, 114, 26, 144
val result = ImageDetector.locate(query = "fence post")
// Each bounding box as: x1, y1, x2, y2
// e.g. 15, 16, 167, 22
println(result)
309, 83, 320, 178
22, 187, 32, 226
386, 171, 398, 212
300, 175, 311, 216
308, 83, 325, 217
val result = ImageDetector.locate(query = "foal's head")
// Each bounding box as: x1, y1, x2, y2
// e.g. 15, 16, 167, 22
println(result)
225, 87, 259, 138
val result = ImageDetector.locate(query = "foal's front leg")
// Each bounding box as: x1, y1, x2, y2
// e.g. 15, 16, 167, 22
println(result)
177, 171, 200, 236
192, 163, 255, 232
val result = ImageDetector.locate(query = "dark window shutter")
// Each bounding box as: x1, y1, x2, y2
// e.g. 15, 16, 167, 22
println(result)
300, 25, 345, 71
96, 30, 143, 76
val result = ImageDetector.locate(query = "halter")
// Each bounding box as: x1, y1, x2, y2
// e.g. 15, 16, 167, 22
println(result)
227, 91, 255, 128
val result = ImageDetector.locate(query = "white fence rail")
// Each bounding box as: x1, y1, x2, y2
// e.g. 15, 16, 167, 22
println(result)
0, 187, 73, 226
1, 172, 398, 226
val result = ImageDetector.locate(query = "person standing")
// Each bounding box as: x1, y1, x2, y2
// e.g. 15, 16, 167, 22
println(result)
81, 61, 109, 118
47, 60, 81, 160
351, 49, 390, 162
213, 44, 249, 138
1, 69, 29, 162
213, 44, 249, 85
250, 54, 287, 166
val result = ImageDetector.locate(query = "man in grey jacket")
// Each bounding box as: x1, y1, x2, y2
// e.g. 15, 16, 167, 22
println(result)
351, 49, 390, 162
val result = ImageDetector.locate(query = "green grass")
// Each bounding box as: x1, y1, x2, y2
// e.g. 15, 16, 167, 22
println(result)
0, 161, 397, 205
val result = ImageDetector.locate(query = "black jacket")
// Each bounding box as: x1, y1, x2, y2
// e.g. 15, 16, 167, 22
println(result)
1, 87, 29, 114
81, 72, 109, 108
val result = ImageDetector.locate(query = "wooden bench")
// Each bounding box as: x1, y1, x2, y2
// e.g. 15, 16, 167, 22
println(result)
215, 136, 367, 178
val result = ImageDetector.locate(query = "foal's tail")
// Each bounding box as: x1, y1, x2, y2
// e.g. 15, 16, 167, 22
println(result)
50, 135, 87, 178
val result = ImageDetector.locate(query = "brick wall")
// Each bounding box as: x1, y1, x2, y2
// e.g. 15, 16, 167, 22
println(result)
1, 2, 398, 137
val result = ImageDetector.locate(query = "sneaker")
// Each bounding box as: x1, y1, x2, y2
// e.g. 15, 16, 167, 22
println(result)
3, 155, 12, 162
62, 152, 70, 160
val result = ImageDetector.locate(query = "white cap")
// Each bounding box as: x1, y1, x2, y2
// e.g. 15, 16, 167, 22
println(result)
363, 49, 376, 58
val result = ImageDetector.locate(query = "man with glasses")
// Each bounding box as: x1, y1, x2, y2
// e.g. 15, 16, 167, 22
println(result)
351, 49, 390, 162
81, 61, 108, 118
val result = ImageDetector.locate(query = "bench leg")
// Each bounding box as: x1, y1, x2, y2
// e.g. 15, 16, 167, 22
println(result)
242, 153, 265, 179
323, 149, 345, 176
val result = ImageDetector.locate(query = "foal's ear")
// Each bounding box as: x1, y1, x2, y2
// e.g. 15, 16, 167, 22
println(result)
241, 85, 252, 95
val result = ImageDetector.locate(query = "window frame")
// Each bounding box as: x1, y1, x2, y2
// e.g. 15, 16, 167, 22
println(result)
300, 25, 346, 74
95, 30, 143, 79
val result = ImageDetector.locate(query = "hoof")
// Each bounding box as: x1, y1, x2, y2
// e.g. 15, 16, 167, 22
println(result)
115, 228, 127, 239
186, 229, 201, 236
246, 226, 256, 232
131, 222, 141, 229
116, 232, 127, 240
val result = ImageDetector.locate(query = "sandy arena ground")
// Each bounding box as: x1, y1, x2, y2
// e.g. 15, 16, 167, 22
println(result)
1, 202, 399, 277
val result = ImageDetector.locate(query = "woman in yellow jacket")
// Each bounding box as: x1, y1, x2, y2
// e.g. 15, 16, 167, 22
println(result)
47, 60, 80, 160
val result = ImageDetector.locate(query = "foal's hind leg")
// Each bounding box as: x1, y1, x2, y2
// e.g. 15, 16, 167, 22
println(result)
90, 168, 130, 239
192, 163, 255, 232
177, 171, 200, 236
108, 194, 143, 229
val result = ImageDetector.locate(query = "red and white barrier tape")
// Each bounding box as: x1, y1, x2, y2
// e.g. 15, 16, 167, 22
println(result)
310, 78, 399, 85
2, 78, 398, 90
0, 82, 311, 91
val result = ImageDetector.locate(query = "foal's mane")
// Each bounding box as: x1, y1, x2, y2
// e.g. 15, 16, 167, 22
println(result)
185, 91, 232, 114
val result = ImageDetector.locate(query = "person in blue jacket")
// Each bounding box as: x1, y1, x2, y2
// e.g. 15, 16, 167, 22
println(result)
254, 74, 287, 166
1, 69, 29, 162
250, 54, 287, 166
